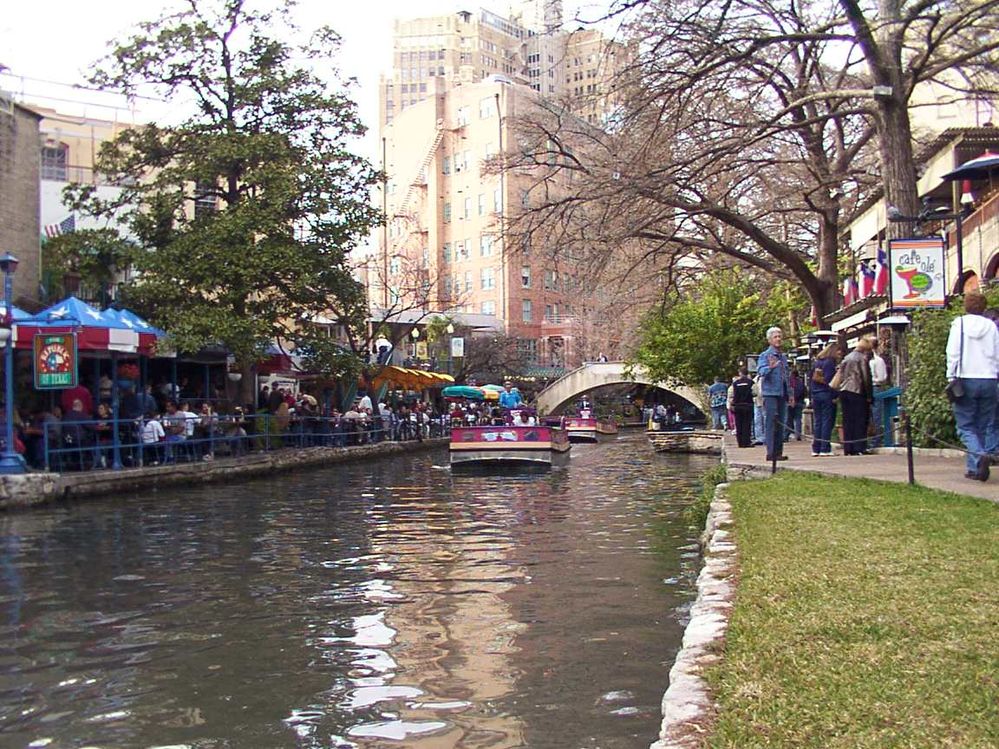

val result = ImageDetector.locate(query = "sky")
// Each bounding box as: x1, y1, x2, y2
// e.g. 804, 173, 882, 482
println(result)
0, 0, 604, 165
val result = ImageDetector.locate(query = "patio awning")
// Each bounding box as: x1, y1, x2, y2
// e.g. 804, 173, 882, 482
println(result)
370, 366, 454, 390
14, 296, 139, 353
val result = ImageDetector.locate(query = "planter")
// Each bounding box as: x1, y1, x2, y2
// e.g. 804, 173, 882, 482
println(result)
227, 372, 243, 382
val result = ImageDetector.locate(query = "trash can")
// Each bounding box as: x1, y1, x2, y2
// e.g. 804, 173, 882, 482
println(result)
874, 386, 902, 447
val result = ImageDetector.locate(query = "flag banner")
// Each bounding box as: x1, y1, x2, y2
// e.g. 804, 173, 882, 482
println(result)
44, 215, 76, 239
888, 238, 946, 308
861, 261, 876, 296
842, 277, 858, 307
874, 246, 889, 295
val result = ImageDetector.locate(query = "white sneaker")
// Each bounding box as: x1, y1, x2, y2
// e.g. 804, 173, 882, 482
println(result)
811, 452, 820, 457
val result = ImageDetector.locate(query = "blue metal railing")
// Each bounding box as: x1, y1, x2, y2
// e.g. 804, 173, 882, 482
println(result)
28, 412, 447, 473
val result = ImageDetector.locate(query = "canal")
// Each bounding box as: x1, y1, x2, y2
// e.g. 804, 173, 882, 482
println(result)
0, 433, 716, 748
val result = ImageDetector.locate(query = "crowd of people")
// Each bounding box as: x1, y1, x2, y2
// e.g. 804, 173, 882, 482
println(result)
716, 299, 999, 483
711, 326, 892, 461
1, 378, 464, 471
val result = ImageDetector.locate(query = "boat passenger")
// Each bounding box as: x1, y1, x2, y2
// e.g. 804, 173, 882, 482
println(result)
516, 410, 536, 427
499, 382, 522, 409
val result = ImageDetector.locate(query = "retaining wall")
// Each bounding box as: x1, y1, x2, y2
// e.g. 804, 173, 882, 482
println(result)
0, 439, 447, 510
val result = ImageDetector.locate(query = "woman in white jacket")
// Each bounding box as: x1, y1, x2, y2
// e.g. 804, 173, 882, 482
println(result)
946, 292, 999, 481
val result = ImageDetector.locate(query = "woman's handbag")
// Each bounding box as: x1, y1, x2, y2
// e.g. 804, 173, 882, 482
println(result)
829, 367, 843, 390
946, 318, 965, 403
812, 366, 826, 385
945, 378, 965, 402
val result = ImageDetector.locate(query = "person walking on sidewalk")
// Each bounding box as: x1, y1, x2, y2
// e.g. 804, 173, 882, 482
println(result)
837, 336, 874, 456
946, 292, 999, 481
810, 341, 841, 456
731, 367, 755, 447
757, 327, 791, 462
708, 377, 729, 430
868, 338, 889, 448
785, 369, 807, 442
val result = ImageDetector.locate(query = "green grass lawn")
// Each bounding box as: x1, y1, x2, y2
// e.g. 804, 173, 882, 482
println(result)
706, 473, 998, 749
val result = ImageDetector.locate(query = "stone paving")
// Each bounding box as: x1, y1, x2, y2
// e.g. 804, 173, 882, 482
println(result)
721, 431, 998, 503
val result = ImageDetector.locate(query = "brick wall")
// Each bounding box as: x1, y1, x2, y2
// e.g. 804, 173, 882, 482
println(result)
0, 104, 41, 305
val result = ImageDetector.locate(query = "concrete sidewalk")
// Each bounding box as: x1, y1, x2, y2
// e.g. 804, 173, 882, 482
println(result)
722, 432, 999, 502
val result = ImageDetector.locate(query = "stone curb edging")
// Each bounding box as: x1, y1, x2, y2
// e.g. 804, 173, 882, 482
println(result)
650, 480, 737, 749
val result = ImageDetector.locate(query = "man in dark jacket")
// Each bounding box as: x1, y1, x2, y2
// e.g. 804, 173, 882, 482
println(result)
731, 368, 755, 447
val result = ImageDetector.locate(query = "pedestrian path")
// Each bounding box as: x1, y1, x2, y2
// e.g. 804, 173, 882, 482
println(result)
722, 433, 998, 502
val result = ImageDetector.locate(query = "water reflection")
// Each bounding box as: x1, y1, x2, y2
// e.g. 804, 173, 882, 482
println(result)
0, 435, 715, 748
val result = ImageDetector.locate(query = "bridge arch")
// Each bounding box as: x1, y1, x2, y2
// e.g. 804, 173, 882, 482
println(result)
533, 362, 704, 416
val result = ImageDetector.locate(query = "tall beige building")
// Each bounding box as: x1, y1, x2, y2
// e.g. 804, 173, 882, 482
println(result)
377, 6, 633, 367
379, 4, 630, 129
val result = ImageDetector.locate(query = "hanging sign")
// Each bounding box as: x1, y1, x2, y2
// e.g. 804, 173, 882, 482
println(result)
451, 337, 465, 358
888, 237, 947, 308
33, 332, 78, 389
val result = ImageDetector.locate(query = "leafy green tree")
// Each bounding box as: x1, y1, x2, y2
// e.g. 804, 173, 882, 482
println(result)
633, 269, 806, 386
41, 229, 137, 302
70, 0, 380, 401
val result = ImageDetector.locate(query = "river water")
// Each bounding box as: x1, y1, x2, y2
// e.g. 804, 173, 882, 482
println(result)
0, 433, 715, 749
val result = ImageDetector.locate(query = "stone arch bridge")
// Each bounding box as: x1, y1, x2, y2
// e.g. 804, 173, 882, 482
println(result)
533, 361, 704, 416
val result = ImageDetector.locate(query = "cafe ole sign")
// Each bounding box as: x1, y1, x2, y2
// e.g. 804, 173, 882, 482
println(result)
33, 333, 79, 389
888, 237, 947, 309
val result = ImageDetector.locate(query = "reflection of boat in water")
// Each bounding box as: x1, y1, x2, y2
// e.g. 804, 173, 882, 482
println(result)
562, 416, 618, 443
450, 425, 571, 467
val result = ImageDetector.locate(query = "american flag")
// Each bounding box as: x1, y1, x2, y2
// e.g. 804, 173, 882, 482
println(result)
44, 214, 75, 239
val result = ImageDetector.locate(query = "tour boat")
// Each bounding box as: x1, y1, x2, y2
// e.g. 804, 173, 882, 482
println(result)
449, 424, 571, 467
563, 415, 619, 443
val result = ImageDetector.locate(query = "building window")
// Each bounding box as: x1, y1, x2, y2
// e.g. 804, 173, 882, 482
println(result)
457, 239, 469, 260
41, 144, 68, 181
545, 304, 554, 321
480, 235, 493, 257
464, 271, 472, 292
443, 156, 451, 174
544, 270, 556, 290
463, 197, 472, 219
194, 180, 217, 219
481, 299, 496, 315
522, 299, 533, 322
443, 243, 451, 263
480, 266, 495, 290
521, 265, 531, 288
493, 188, 502, 213
443, 202, 451, 223
518, 337, 538, 363
389, 256, 401, 275
479, 96, 495, 119
456, 106, 470, 126
478, 193, 486, 215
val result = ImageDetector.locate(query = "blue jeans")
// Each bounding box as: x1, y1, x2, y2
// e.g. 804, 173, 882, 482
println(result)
952, 378, 998, 474
784, 403, 804, 440
811, 392, 837, 454
753, 404, 765, 444
711, 406, 727, 429
870, 385, 886, 448
763, 396, 788, 459
985, 382, 999, 455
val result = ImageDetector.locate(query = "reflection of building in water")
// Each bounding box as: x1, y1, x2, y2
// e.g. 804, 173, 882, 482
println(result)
341, 492, 529, 747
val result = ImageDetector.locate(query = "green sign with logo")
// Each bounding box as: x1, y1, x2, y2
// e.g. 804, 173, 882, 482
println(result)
33, 333, 78, 389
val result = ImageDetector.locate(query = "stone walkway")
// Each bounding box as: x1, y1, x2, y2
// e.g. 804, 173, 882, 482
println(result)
722, 432, 998, 502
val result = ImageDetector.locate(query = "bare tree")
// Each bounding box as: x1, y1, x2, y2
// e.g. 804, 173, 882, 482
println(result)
507, 0, 999, 320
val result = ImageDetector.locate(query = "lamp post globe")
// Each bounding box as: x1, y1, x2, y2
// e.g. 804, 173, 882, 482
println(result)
0, 253, 25, 474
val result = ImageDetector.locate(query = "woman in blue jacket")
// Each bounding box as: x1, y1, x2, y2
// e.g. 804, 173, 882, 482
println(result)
810, 342, 841, 456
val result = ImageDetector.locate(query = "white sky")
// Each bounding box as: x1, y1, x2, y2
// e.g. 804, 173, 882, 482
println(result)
0, 0, 605, 164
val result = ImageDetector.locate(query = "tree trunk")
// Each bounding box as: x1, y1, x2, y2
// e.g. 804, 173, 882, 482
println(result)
878, 97, 920, 238
239, 361, 255, 408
